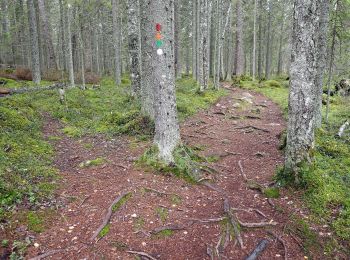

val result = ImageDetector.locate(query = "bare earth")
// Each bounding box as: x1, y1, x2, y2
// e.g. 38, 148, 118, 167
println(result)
24, 84, 309, 259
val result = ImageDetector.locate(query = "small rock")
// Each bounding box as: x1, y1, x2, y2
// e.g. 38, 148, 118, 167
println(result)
183, 231, 188, 235
34, 243, 40, 248
131, 213, 137, 218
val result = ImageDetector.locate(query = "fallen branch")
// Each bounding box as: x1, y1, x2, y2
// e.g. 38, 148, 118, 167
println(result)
337, 121, 349, 137
126, 250, 157, 260
29, 249, 63, 260
237, 217, 277, 228
245, 239, 269, 260
90, 191, 131, 241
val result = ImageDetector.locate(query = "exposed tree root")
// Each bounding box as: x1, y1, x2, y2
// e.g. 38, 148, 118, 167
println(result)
237, 217, 277, 228
29, 249, 63, 260
90, 191, 131, 241
231, 125, 270, 133
151, 222, 194, 234
224, 198, 244, 249
238, 160, 266, 192
245, 239, 269, 260
231, 207, 267, 218
267, 230, 288, 260
144, 187, 178, 197
126, 250, 157, 260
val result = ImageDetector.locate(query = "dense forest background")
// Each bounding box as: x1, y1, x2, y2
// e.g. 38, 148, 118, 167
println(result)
0, 0, 350, 259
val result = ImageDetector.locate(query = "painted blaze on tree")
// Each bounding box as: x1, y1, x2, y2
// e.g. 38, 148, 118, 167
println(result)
152, 0, 180, 163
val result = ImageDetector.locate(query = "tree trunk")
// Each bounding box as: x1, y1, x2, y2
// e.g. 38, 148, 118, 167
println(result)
192, 0, 197, 79
277, 17, 284, 75
265, 2, 272, 79
234, 0, 244, 76
112, 0, 121, 85
174, 1, 181, 79
140, 0, 155, 119
127, 0, 142, 97
284, 0, 321, 183
257, 0, 263, 80
252, 0, 257, 80
38, 0, 57, 71
59, 0, 66, 71
314, 0, 330, 128
65, 4, 74, 87
27, 0, 41, 84
152, 0, 181, 163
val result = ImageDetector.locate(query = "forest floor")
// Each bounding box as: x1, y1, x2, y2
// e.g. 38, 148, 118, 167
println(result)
15, 83, 321, 260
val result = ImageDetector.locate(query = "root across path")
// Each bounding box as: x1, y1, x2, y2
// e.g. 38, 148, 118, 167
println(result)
26, 84, 307, 259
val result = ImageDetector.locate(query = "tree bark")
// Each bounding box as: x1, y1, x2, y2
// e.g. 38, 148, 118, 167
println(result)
265, 2, 272, 79
152, 0, 181, 163
257, 0, 263, 80
112, 0, 121, 85
27, 0, 41, 84
252, 0, 257, 80
285, 0, 321, 182
38, 0, 57, 71
234, 0, 244, 76
140, 0, 155, 119
314, 0, 330, 128
174, 1, 181, 79
65, 4, 74, 87
127, 0, 142, 97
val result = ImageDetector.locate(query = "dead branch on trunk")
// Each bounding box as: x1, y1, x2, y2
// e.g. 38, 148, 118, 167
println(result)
126, 250, 157, 260
90, 191, 131, 241
29, 249, 63, 260
244, 239, 269, 260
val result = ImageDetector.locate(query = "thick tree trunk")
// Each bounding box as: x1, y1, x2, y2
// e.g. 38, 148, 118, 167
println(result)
152, 0, 181, 163
112, 0, 121, 85
234, 0, 244, 76
314, 0, 330, 128
27, 0, 41, 84
59, 0, 66, 71
127, 0, 142, 97
38, 0, 57, 71
140, 0, 155, 119
285, 0, 321, 182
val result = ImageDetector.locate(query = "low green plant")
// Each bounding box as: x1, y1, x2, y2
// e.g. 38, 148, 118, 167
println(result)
79, 157, 106, 168
155, 207, 168, 223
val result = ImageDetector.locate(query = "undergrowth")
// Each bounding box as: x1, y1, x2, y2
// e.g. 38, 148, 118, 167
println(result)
240, 77, 350, 252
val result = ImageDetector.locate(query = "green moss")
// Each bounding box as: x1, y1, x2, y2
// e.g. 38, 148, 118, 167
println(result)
112, 192, 132, 212
27, 211, 44, 233
263, 187, 280, 198
79, 157, 106, 168
155, 207, 168, 223
98, 224, 110, 238
62, 126, 83, 137
262, 80, 283, 88
152, 229, 174, 238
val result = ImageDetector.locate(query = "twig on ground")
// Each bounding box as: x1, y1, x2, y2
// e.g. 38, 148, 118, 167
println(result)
238, 160, 248, 181
237, 217, 277, 228
79, 195, 91, 207
126, 250, 157, 260
267, 230, 288, 260
244, 239, 269, 260
90, 191, 131, 241
29, 249, 63, 260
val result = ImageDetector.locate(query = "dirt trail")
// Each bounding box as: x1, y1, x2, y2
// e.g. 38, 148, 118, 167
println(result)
26, 84, 305, 259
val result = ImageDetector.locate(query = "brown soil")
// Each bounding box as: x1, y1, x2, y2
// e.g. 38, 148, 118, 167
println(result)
16, 85, 310, 259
